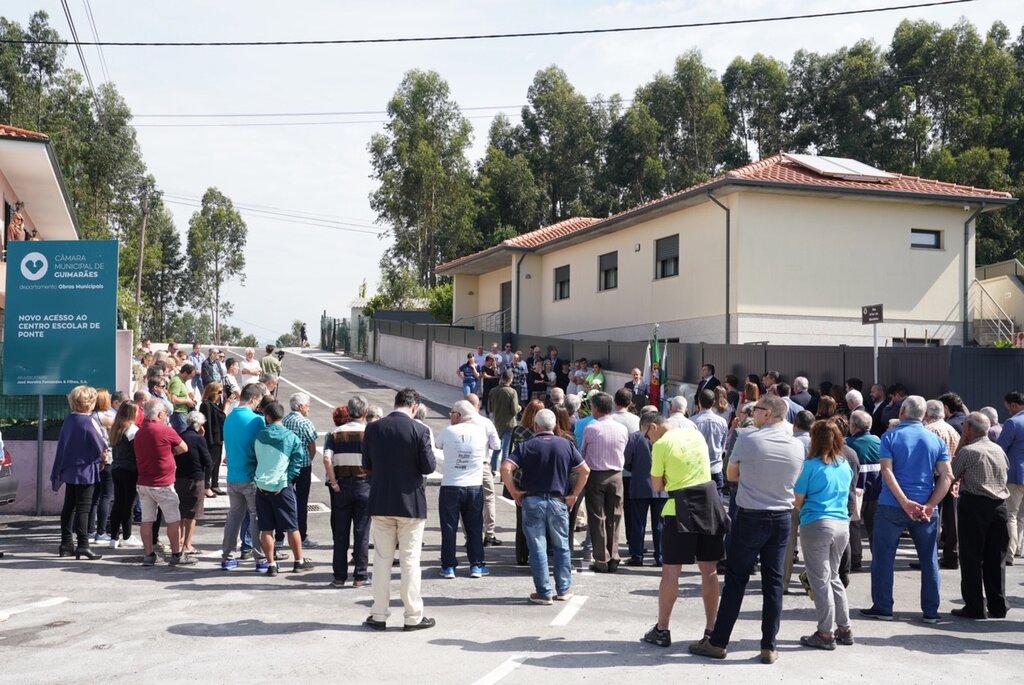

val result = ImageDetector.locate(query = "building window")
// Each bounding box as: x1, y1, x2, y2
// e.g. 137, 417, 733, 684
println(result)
911, 229, 941, 249
655, 235, 679, 279
598, 251, 618, 291
554, 265, 570, 300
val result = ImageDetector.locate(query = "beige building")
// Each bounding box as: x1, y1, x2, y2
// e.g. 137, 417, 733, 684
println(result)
439, 154, 1015, 346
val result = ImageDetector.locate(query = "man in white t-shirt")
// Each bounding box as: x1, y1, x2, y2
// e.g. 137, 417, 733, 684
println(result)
435, 400, 490, 579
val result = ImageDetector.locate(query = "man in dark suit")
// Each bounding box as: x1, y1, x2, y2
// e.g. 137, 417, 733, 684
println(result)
361, 388, 437, 632
696, 364, 721, 397
623, 412, 668, 566
868, 384, 888, 436
624, 367, 649, 414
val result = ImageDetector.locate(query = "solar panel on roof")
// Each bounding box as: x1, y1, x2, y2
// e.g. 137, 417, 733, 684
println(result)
782, 153, 895, 183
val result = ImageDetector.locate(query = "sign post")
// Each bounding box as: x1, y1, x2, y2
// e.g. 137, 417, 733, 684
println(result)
861, 304, 884, 385
3, 240, 119, 514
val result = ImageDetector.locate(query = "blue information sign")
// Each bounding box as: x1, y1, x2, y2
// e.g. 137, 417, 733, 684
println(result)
3, 240, 119, 395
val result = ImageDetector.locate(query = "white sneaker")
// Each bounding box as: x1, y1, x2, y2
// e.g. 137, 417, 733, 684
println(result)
122, 535, 144, 548
109, 537, 120, 549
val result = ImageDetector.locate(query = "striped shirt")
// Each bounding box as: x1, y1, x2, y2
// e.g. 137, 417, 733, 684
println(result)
953, 436, 1009, 500
282, 411, 317, 468
582, 415, 628, 471
323, 422, 368, 478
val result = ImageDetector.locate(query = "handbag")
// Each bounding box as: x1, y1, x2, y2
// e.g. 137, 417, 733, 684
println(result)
851, 487, 865, 521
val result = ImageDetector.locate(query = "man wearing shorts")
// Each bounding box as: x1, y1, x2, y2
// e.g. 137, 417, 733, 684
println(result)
254, 401, 312, 577
643, 412, 723, 648
134, 400, 195, 566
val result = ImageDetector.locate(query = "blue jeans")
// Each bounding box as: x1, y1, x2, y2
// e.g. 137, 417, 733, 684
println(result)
462, 380, 476, 397
628, 497, 666, 562
169, 412, 187, 434
491, 430, 513, 473
710, 509, 792, 650
438, 485, 484, 568
870, 504, 940, 616
88, 468, 114, 536
521, 495, 572, 597
330, 478, 371, 581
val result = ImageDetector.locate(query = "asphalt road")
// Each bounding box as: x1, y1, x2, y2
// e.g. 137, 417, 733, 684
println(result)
1, 351, 1022, 683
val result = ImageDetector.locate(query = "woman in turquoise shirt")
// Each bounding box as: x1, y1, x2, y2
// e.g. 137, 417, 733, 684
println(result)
794, 420, 854, 651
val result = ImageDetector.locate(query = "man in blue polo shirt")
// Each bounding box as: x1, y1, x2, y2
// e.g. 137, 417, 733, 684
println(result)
502, 409, 590, 605
219, 382, 268, 570
861, 395, 953, 623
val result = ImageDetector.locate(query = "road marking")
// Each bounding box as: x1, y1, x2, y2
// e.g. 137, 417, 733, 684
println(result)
0, 597, 69, 622
549, 595, 587, 626
224, 350, 334, 409
470, 655, 528, 685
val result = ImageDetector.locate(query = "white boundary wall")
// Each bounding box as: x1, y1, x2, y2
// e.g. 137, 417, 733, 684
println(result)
377, 333, 426, 378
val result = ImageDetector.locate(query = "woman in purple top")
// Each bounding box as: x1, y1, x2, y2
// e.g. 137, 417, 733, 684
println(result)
50, 385, 108, 560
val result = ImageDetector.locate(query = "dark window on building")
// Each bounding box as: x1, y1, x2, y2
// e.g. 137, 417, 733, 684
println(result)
911, 229, 941, 249
598, 251, 618, 291
655, 235, 679, 279
554, 265, 570, 300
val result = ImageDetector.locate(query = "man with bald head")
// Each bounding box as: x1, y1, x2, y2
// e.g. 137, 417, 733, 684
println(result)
435, 400, 490, 579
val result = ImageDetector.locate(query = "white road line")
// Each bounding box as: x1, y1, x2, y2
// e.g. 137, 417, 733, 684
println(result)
549, 595, 587, 626
0, 597, 69, 622
470, 655, 529, 685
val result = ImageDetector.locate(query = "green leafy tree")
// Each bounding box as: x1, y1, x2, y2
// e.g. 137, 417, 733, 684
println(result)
427, 282, 453, 323
185, 188, 247, 344
369, 69, 477, 288
520, 66, 600, 223
142, 205, 185, 340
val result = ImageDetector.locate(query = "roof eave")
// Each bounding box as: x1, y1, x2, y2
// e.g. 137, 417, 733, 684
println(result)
44, 140, 81, 238
728, 178, 1017, 209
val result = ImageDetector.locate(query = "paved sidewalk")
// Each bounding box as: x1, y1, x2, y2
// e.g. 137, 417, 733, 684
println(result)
297, 348, 464, 409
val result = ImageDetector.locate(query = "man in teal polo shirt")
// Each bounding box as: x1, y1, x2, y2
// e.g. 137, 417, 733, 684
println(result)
219, 382, 268, 570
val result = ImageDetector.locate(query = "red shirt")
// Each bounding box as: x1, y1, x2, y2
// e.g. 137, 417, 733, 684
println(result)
134, 419, 183, 487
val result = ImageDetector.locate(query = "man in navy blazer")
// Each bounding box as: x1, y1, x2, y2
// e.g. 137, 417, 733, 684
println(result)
362, 388, 437, 632
623, 411, 669, 566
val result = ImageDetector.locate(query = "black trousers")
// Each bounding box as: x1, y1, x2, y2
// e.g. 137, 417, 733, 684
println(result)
205, 443, 223, 490
60, 483, 95, 548
277, 465, 313, 543
941, 491, 958, 562
957, 492, 1008, 616
110, 468, 138, 541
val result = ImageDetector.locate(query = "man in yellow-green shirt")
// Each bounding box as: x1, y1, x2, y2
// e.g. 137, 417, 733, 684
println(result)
643, 413, 724, 649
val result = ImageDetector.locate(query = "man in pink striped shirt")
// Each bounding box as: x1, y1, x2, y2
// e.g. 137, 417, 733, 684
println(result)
582, 392, 629, 572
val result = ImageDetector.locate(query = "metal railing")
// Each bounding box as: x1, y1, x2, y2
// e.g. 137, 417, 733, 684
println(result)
452, 307, 511, 333
970, 278, 1015, 345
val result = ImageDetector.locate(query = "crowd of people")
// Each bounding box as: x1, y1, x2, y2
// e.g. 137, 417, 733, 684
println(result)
45, 339, 1023, 653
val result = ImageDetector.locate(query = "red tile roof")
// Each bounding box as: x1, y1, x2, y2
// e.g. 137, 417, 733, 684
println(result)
438, 155, 1014, 272
0, 124, 49, 141
437, 217, 600, 271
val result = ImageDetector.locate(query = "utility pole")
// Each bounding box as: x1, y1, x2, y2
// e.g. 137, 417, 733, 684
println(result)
134, 187, 152, 334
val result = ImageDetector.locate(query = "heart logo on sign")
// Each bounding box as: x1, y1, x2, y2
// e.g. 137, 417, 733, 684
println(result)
20, 251, 48, 281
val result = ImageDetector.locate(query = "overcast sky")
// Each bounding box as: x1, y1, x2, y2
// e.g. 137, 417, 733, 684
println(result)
7, 0, 1023, 343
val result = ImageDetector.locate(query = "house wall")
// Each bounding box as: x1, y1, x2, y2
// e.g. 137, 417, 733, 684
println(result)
976, 275, 1023, 329
451, 274, 479, 325
431, 342, 468, 388
535, 201, 729, 340
734, 192, 973, 345
478, 266, 512, 316
515, 254, 544, 334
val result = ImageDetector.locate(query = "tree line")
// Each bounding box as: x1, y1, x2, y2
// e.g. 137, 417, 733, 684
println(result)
0, 11, 252, 345
369, 18, 1024, 314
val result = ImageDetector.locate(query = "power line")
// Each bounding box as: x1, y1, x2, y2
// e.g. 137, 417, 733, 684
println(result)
163, 198, 386, 235
59, 0, 95, 98
162, 193, 381, 230
162, 191, 377, 226
0, 1, 976, 47
132, 112, 517, 128
81, 0, 112, 83
132, 104, 533, 118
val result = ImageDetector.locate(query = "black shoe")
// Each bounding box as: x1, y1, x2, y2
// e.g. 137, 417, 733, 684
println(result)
950, 607, 986, 619
625, 558, 644, 567
293, 558, 314, 573
266, 564, 279, 577
909, 561, 922, 570
483, 536, 502, 547
169, 553, 196, 566
58, 544, 75, 557
404, 617, 436, 632
589, 563, 610, 573
74, 546, 102, 560
940, 558, 959, 570
240, 550, 254, 560
642, 624, 671, 647
364, 616, 387, 631
516, 558, 530, 566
